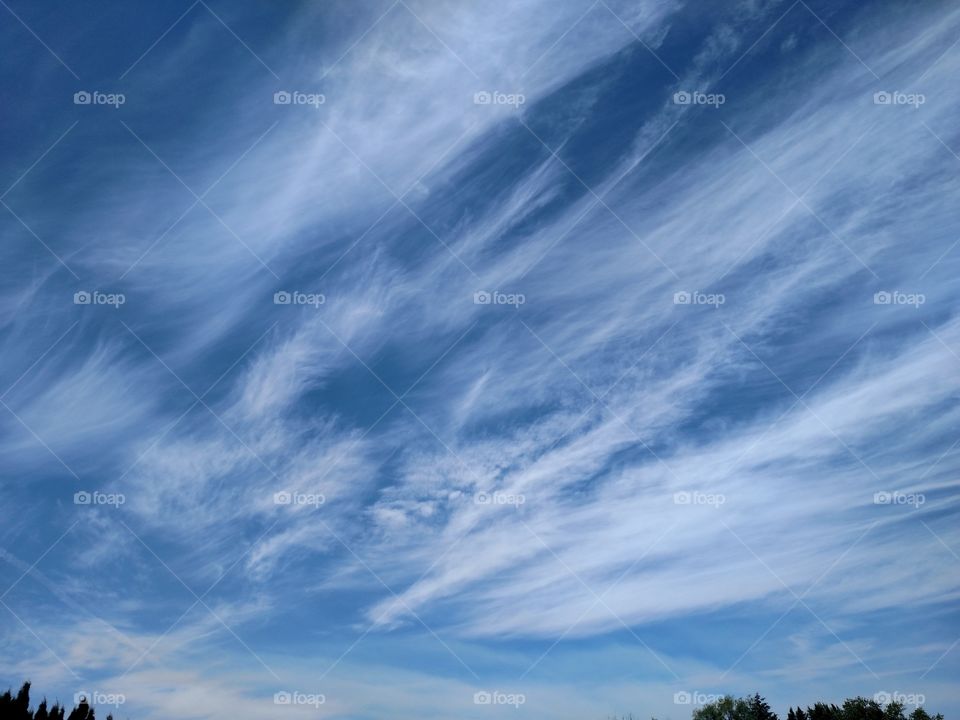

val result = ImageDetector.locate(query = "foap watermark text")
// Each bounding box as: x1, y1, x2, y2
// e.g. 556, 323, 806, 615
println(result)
475, 491, 525, 507
673, 90, 725, 107
274, 90, 325, 108
74, 691, 125, 708
674, 491, 725, 507
474, 691, 526, 708
874, 692, 925, 707
675, 691, 723, 706
274, 491, 325, 508
474, 290, 525, 307
273, 690, 325, 707
474, 91, 525, 108
74, 290, 125, 308
874, 290, 924, 308
74, 491, 125, 507
74, 91, 125, 108
274, 290, 325, 307
874, 491, 924, 508
873, 91, 924, 108
674, 290, 724, 308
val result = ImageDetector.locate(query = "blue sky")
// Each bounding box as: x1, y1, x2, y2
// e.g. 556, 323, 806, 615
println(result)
1, 0, 959, 718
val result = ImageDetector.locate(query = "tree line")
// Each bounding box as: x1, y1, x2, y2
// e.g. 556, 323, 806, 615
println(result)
690, 694, 943, 720
0, 683, 106, 720
1, 684, 946, 720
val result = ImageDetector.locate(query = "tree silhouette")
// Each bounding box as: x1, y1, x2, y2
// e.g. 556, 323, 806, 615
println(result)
695, 696, 943, 720
0, 684, 108, 720
693, 694, 754, 720
749, 693, 779, 720
809, 701, 842, 720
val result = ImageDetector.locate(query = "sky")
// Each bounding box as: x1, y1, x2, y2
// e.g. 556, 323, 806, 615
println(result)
0, 0, 958, 718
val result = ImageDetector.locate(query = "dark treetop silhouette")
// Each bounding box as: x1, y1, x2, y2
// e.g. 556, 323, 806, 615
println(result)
0, 683, 110, 720
689, 694, 943, 720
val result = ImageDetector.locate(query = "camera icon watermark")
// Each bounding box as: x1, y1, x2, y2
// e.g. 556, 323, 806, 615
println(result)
274, 290, 325, 307
73, 90, 125, 108
74, 290, 125, 308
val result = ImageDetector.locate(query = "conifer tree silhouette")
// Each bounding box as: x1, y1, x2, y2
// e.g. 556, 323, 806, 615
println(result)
809, 701, 842, 720
749, 693, 778, 720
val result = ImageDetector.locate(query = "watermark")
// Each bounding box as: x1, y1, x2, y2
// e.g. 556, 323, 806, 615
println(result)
74, 691, 125, 708
274, 490, 325, 508
473, 91, 525, 108
874, 692, 925, 707
74, 490, 125, 508
475, 490, 525, 507
274, 290, 325, 307
73, 91, 125, 108
473, 691, 526, 708
474, 290, 525, 307
673, 90, 725, 108
873, 491, 924, 508
74, 290, 125, 308
675, 691, 723, 706
873, 91, 924, 109
674, 290, 724, 308
674, 491, 725, 507
873, 290, 925, 308
273, 90, 325, 108
273, 691, 325, 708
